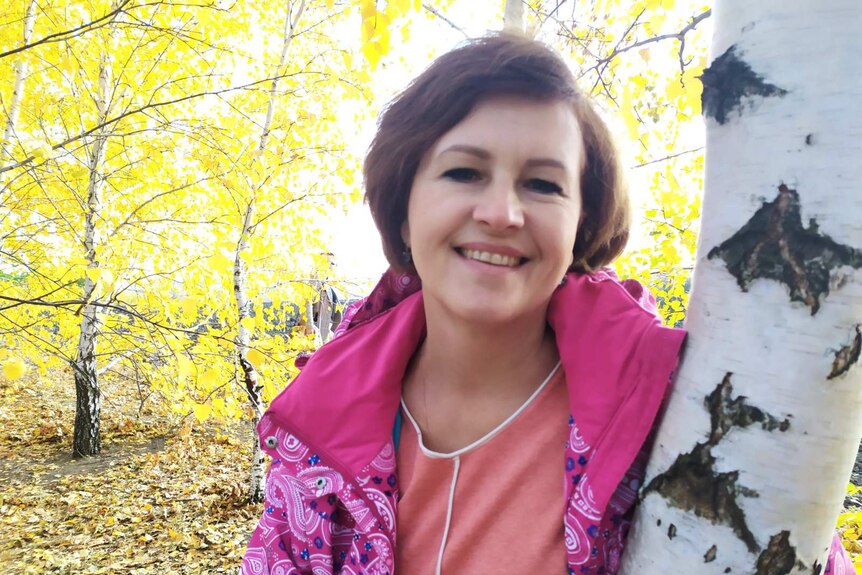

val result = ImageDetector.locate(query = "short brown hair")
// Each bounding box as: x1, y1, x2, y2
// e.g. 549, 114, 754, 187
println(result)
364, 33, 629, 273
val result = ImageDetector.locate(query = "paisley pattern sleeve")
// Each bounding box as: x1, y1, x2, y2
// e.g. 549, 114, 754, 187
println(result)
825, 533, 855, 575
591, 432, 650, 574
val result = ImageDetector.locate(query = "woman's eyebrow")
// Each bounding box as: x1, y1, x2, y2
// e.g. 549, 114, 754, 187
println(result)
438, 145, 568, 171
437, 144, 491, 159
524, 158, 568, 171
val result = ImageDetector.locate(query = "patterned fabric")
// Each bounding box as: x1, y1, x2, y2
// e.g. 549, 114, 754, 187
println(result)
242, 416, 399, 575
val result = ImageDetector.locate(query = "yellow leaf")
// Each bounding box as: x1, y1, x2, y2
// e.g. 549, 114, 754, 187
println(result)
192, 403, 212, 423
177, 356, 196, 380
199, 368, 219, 388
180, 297, 198, 317
239, 316, 256, 333
246, 348, 266, 366
2, 359, 27, 380
360, 0, 376, 21
362, 39, 383, 68
325, 0, 333, 8
209, 252, 234, 272
30, 142, 53, 162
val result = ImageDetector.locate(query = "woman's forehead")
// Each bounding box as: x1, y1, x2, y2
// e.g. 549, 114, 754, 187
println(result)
428, 97, 584, 169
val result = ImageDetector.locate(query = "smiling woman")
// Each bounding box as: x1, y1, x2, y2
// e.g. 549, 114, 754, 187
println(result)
239, 33, 849, 575
403, 97, 583, 331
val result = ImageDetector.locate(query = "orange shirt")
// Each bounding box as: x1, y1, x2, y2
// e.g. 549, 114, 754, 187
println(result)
396, 366, 569, 574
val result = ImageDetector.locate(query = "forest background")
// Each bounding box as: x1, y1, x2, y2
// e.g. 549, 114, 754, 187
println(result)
0, 0, 858, 573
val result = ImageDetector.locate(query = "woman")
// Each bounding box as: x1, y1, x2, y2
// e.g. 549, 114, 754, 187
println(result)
241, 34, 853, 574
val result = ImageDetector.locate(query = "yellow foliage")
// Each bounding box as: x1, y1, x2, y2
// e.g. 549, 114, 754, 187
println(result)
198, 369, 219, 389
246, 348, 266, 367
839, 484, 862, 568
2, 359, 28, 381
192, 403, 212, 423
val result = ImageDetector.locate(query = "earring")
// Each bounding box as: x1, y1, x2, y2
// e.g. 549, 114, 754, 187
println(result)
402, 245, 412, 265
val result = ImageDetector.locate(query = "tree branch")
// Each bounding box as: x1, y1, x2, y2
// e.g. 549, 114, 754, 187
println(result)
422, 3, 468, 38
0, 0, 135, 60
632, 147, 704, 169
0, 73, 312, 175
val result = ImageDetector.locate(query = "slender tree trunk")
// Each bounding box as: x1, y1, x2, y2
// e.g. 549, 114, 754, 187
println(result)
237, 0, 307, 503
621, 2, 862, 573
503, 0, 525, 33
0, 0, 36, 169
317, 285, 332, 342
234, 199, 265, 502
73, 22, 116, 457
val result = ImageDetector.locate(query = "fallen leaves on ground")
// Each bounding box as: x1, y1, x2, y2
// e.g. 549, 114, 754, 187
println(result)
0, 371, 261, 574
2, 370, 861, 573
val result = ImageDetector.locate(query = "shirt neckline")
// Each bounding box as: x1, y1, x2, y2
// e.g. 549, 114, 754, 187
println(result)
400, 361, 562, 459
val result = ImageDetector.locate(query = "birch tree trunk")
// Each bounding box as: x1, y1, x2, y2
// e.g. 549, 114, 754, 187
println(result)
620, 1, 862, 573
317, 285, 332, 342
235, 0, 306, 503
234, 199, 265, 502
73, 17, 117, 458
503, 0, 525, 33
0, 0, 36, 169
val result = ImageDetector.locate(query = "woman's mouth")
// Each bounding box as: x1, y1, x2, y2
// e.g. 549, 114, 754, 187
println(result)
455, 247, 526, 268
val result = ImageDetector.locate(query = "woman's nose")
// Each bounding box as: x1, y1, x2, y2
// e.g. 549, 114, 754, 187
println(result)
473, 179, 524, 230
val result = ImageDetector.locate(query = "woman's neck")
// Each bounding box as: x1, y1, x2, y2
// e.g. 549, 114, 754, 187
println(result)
412, 305, 559, 400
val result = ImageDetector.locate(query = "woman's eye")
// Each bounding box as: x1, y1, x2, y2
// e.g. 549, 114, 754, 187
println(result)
525, 178, 563, 194
442, 168, 480, 182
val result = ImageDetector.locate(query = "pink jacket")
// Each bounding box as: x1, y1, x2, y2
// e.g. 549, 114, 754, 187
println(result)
241, 269, 854, 574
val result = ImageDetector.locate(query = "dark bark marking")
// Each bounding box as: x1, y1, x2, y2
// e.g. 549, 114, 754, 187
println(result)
644, 374, 793, 554
705, 544, 718, 563
754, 531, 796, 575
644, 442, 759, 552
707, 184, 862, 315
828, 326, 862, 380
805, 134, 814, 146
812, 560, 822, 575
700, 45, 788, 125
667, 523, 677, 540
707, 374, 791, 442
725, 569, 732, 573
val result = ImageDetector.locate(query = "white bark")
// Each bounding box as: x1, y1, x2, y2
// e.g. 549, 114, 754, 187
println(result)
234, 199, 265, 502
73, 14, 117, 458
0, 0, 37, 169
237, 0, 307, 504
503, 0, 525, 33
317, 285, 332, 342
620, 2, 862, 573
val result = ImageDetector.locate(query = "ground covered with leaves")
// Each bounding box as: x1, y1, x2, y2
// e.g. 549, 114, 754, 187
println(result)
1, 370, 861, 574
0, 370, 260, 574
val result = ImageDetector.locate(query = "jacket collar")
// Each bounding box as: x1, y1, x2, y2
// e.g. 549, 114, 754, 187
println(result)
265, 268, 685, 481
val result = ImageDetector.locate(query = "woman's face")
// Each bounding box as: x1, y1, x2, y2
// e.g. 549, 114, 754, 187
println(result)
403, 96, 583, 328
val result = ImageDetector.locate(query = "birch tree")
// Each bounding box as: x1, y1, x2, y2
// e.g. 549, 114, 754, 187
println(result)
229, 0, 305, 507
0, 0, 283, 457
503, 0, 525, 32
71, 3, 118, 457
620, 1, 862, 572
0, 0, 35, 169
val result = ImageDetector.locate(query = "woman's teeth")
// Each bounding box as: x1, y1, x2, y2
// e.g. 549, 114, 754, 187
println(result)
461, 249, 521, 267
